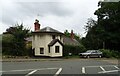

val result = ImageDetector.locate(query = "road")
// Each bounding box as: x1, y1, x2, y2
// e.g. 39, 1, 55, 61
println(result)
1, 59, 120, 76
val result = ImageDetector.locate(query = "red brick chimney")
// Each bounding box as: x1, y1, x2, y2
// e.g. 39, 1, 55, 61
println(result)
70, 30, 74, 39
34, 19, 40, 31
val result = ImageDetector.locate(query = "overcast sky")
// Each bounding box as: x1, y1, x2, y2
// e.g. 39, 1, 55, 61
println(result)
0, 0, 100, 37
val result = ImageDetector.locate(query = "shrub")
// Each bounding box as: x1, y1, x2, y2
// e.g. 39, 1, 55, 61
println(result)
100, 49, 120, 58
63, 44, 86, 56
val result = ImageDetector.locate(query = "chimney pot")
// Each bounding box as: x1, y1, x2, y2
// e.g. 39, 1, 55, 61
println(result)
71, 30, 74, 39
34, 19, 40, 31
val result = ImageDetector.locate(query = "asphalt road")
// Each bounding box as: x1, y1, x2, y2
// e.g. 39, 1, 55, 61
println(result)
1, 59, 120, 76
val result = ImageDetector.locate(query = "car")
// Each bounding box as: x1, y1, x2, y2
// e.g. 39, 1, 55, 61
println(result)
79, 50, 103, 58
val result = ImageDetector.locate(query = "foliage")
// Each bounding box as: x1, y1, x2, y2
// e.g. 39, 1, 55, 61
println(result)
64, 30, 70, 37
63, 44, 86, 56
82, 2, 120, 52
0, 35, 2, 54
64, 30, 86, 56
2, 24, 31, 56
84, 18, 97, 33
94, 2, 120, 50
100, 49, 120, 58
26, 46, 33, 57
82, 18, 103, 50
2, 34, 14, 55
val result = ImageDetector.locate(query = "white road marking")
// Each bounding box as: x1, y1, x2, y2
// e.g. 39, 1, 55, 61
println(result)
25, 70, 37, 76
54, 68, 62, 76
43, 68, 58, 70
0, 71, 5, 73
114, 66, 119, 69
1, 68, 58, 73
82, 67, 85, 74
85, 65, 117, 68
100, 66, 105, 72
98, 70, 120, 73
0, 69, 34, 73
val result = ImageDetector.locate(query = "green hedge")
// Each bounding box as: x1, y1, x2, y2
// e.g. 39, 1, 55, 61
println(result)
63, 44, 86, 56
100, 49, 120, 58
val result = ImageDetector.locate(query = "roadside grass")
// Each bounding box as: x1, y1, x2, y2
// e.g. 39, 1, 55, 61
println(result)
2, 55, 30, 59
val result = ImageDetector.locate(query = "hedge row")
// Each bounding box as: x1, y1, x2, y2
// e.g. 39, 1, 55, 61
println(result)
100, 49, 120, 58
63, 44, 86, 56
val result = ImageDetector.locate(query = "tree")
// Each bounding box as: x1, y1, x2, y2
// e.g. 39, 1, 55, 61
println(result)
82, 18, 102, 50
2, 24, 31, 56
94, 2, 120, 51
84, 18, 97, 33
82, 2, 120, 51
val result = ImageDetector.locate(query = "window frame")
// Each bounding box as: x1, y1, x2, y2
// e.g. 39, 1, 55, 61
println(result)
55, 46, 59, 53
40, 48, 44, 54
48, 47, 50, 53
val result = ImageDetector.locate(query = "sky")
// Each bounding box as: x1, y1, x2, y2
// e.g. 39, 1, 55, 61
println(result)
0, 0, 100, 37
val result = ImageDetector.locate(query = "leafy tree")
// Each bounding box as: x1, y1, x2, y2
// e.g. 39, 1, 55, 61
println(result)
94, 2, 120, 51
64, 30, 70, 37
82, 18, 102, 50
84, 18, 97, 33
2, 24, 31, 56
82, 2, 120, 51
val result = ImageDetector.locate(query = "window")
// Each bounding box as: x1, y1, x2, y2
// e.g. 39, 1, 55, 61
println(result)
52, 35, 55, 39
55, 46, 59, 53
40, 48, 44, 54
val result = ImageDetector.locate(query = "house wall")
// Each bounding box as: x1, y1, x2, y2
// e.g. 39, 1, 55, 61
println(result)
32, 34, 47, 56
32, 33, 63, 57
50, 42, 63, 57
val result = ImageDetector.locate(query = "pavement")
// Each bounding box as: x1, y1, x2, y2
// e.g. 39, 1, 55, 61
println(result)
2, 58, 63, 62
1, 58, 120, 76
1, 58, 119, 64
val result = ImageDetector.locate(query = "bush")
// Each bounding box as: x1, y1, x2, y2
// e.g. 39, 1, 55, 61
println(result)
100, 49, 120, 58
26, 46, 34, 57
63, 44, 86, 56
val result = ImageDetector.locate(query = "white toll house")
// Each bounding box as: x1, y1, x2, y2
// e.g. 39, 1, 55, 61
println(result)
32, 19, 64, 57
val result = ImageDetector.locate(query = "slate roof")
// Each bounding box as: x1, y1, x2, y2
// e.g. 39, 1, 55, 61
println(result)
63, 37, 80, 46
33, 26, 63, 34
48, 39, 63, 46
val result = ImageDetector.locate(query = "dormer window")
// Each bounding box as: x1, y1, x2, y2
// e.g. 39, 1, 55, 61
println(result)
52, 35, 56, 39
